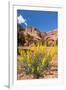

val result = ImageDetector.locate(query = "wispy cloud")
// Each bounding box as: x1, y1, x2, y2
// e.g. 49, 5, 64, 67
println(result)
17, 15, 27, 26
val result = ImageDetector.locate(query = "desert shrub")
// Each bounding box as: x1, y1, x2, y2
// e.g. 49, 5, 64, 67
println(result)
17, 43, 57, 79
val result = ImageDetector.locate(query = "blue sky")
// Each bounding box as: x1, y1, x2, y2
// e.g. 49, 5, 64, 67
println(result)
17, 10, 58, 32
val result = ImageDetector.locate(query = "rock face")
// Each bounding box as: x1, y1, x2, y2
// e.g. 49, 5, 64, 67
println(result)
24, 27, 41, 40
17, 26, 58, 46
46, 30, 57, 41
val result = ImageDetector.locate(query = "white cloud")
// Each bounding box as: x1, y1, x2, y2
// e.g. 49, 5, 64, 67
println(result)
17, 15, 27, 26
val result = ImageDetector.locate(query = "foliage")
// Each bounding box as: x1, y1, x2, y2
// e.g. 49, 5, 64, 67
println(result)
17, 31, 25, 46
17, 43, 57, 79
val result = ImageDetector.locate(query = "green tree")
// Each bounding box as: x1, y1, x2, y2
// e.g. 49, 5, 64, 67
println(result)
17, 31, 25, 46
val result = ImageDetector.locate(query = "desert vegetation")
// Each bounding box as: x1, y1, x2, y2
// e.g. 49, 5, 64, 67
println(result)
17, 26, 58, 80
17, 43, 57, 79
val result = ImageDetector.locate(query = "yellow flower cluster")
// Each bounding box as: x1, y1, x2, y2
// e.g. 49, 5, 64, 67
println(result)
18, 44, 57, 63
17, 43, 57, 75
31, 44, 47, 55
49, 46, 57, 59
